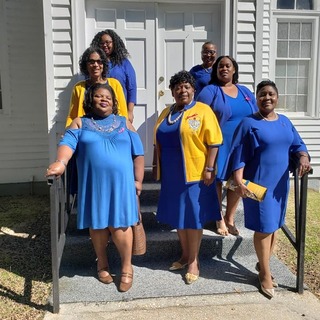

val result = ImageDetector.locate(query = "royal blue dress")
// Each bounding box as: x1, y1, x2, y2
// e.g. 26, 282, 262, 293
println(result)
216, 93, 253, 180
156, 109, 221, 230
197, 84, 257, 180
189, 64, 211, 99
224, 114, 308, 233
107, 59, 137, 104
59, 115, 144, 229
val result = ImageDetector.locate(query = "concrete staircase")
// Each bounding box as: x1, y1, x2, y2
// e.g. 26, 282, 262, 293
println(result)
55, 170, 297, 304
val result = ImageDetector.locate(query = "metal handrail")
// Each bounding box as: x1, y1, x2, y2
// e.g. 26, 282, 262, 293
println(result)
48, 175, 68, 313
281, 156, 312, 293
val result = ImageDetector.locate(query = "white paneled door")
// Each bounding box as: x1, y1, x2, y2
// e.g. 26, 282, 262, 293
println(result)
85, 1, 221, 165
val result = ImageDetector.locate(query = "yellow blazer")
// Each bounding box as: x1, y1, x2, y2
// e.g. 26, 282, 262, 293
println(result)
65, 78, 128, 127
153, 101, 223, 183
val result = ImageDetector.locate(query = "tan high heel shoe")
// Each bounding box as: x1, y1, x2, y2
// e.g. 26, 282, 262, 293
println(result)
258, 274, 275, 299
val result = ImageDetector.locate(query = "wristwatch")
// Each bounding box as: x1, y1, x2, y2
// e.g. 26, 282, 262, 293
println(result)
205, 167, 215, 172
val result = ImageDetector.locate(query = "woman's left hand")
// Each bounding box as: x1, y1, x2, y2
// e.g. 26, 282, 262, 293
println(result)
298, 155, 311, 177
135, 180, 142, 196
203, 171, 215, 186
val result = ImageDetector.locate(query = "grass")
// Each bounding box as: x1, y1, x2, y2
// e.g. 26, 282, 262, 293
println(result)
275, 188, 320, 298
0, 195, 52, 320
0, 188, 319, 319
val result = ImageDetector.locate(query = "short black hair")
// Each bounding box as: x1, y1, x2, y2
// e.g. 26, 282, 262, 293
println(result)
209, 55, 239, 85
169, 70, 196, 90
256, 80, 279, 96
79, 47, 108, 78
83, 83, 118, 115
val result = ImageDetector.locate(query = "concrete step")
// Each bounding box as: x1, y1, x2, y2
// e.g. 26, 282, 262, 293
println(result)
55, 171, 299, 305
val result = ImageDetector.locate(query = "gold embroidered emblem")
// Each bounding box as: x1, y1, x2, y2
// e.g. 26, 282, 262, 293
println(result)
188, 118, 200, 131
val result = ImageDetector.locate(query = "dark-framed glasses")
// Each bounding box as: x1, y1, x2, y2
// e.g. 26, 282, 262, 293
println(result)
202, 50, 216, 56
87, 59, 103, 65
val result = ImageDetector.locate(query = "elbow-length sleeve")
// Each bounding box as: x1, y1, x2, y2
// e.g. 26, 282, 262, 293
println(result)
124, 59, 137, 104
221, 119, 259, 180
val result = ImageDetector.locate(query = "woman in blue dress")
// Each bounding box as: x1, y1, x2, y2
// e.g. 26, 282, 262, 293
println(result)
153, 71, 223, 284
223, 80, 311, 298
46, 83, 144, 292
197, 56, 258, 236
91, 30, 137, 123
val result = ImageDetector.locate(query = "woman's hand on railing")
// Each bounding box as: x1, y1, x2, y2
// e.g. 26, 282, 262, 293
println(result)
298, 154, 312, 177
46, 161, 66, 179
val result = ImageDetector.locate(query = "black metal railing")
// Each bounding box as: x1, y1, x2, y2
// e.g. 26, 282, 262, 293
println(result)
281, 156, 312, 294
48, 175, 68, 314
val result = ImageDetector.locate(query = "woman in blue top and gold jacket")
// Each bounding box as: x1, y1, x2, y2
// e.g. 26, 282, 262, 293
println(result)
153, 71, 222, 284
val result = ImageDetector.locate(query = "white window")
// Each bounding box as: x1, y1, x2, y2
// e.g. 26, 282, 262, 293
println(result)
272, 0, 320, 116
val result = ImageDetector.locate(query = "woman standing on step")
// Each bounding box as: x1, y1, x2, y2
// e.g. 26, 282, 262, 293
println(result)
153, 70, 222, 284
46, 83, 144, 292
197, 56, 258, 236
222, 80, 311, 298
91, 29, 137, 123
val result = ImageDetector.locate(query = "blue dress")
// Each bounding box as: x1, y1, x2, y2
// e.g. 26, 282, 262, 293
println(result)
197, 84, 258, 180
59, 115, 144, 229
224, 114, 308, 233
189, 64, 211, 99
216, 93, 252, 180
107, 59, 137, 104
156, 109, 221, 230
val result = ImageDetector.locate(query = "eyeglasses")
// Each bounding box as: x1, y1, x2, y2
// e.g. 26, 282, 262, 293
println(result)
87, 59, 103, 65
99, 40, 113, 46
202, 50, 216, 56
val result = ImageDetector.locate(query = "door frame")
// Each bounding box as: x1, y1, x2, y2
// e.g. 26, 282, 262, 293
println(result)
72, 0, 234, 79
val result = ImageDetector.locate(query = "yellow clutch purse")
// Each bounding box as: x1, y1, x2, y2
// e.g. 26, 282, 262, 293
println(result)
225, 179, 267, 202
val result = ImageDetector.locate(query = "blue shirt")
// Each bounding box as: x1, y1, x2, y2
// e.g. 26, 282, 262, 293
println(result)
107, 58, 137, 104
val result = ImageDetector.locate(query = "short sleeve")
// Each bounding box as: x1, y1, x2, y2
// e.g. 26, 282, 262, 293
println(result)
221, 119, 259, 179
128, 130, 144, 156
58, 129, 80, 151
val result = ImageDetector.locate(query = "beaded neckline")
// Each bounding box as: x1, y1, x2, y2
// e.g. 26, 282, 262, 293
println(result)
90, 114, 118, 132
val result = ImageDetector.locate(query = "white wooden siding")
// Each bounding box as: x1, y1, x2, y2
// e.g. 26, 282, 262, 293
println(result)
235, 0, 256, 92
0, 0, 49, 184
51, 0, 75, 134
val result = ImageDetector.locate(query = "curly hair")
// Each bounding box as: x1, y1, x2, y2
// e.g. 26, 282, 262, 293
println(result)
256, 80, 278, 96
90, 29, 130, 66
169, 70, 196, 90
209, 55, 239, 85
79, 47, 108, 78
83, 83, 118, 115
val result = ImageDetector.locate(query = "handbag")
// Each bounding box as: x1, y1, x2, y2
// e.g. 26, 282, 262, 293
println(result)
132, 212, 146, 256
225, 178, 267, 202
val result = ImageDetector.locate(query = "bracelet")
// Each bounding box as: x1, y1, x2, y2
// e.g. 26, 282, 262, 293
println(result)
55, 159, 67, 167
205, 167, 215, 172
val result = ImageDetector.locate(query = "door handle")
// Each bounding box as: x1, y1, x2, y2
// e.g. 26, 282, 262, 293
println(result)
159, 90, 165, 97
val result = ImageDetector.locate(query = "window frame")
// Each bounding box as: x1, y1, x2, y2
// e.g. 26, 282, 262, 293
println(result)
270, 10, 320, 118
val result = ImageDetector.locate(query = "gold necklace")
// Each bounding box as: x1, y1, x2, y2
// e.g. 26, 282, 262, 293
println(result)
258, 111, 278, 121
